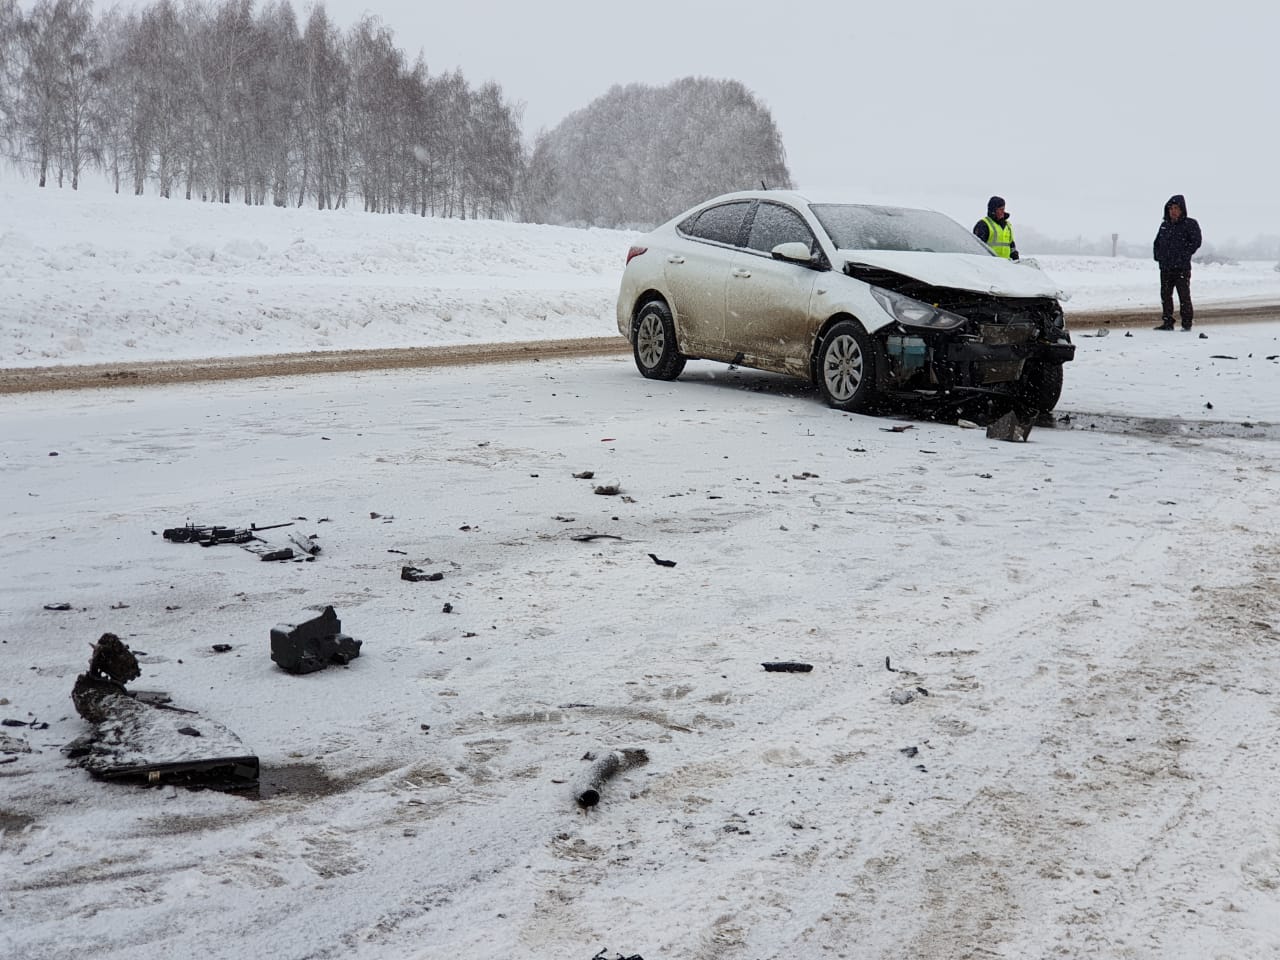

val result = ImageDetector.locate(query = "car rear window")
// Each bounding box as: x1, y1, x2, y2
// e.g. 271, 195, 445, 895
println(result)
681, 201, 752, 246
810, 204, 990, 254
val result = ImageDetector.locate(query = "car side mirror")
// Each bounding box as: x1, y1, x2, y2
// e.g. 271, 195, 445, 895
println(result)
771, 241, 816, 265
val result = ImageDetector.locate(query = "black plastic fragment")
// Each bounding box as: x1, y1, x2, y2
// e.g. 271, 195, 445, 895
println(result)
762, 661, 813, 673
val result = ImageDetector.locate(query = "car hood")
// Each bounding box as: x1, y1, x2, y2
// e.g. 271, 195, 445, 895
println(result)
837, 250, 1063, 299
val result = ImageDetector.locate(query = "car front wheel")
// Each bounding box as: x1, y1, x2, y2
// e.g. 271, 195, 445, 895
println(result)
1017, 360, 1064, 413
816, 320, 877, 412
632, 299, 686, 380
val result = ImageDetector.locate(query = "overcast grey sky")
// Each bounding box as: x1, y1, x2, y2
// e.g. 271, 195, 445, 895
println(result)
327, 0, 1275, 245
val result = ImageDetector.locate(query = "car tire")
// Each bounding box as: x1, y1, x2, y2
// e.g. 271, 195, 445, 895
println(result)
1018, 360, 1064, 413
632, 299, 686, 381
815, 320, 878, 412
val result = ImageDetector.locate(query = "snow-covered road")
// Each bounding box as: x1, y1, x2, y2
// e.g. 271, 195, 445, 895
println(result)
3, 323, 1279, 959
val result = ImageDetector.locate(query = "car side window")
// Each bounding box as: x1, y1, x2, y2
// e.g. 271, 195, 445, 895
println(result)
681, 201, 752, 246
745, 202, 816, 255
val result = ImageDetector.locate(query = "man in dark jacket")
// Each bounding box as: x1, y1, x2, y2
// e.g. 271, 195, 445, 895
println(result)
974, 196, 1020, 260
1153, 194, 1202, 330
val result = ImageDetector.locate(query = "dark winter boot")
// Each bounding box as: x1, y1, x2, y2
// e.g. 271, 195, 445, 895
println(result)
1154, 319, 1175, 330
1181, 321, 1193, 331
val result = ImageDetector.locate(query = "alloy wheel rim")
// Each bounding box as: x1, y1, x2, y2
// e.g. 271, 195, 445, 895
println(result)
823, 334, 864, 400
637, 313, 665, 368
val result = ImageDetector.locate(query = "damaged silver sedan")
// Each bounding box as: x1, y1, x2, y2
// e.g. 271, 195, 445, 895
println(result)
616, 191, 1074, 414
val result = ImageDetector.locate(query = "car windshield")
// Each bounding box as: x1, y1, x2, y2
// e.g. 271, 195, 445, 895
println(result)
810, 204, 991, 255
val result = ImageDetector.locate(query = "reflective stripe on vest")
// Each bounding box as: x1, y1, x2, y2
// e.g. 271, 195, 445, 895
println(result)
983, 216, 1014, 258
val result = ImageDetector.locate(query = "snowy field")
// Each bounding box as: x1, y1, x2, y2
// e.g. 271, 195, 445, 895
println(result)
3, 185, 1280, 960
2, 183, 1278, 368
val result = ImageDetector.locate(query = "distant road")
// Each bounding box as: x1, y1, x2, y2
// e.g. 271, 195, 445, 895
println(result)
3, 302, 1278, 395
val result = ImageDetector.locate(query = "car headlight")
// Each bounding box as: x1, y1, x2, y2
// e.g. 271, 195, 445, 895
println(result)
869, 286, 968, 331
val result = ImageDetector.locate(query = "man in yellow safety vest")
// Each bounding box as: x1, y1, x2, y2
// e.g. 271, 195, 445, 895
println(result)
973, 196, 1020, 260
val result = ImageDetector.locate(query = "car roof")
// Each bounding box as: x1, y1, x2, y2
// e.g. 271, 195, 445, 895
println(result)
686, 190, 939, 215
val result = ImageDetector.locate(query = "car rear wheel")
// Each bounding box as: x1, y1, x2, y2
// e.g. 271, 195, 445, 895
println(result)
1017, 360, 1064, 413
633, 299, 686, 380
815, 320, 877, 412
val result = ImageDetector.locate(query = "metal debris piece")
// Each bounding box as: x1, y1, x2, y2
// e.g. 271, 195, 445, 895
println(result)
67, 633, 258, 788
574, 748, 649, 808
762, 661, 813, 673
986, 410, 1032, 442
647, 553, 676, 568
401, 566, 444, 582
593, 484, 621, 496
573, 470, 596, 479
43, 602, 72, 611
270, 606, 362, 675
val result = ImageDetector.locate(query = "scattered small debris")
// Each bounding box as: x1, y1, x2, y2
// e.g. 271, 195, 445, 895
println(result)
890, 690, 916, 705
387, 549, 408, 555
270, 606, 361, 675
1206, 402, 1214, 410
442, 603, 454, 614
110, 602, 129, 610
900, 746, 919, 758
792, 472, 819, 480
591, 950, 645, 960
916, 686, 930, 696
1209, 355, 1238, 360
762, 661, 813, 673
177, 726, 202, 737
1124, 331, 1134, 337
593, 484, 621, 496
571, 533, 624, 542
43, 602, 72, 611
977, 472, 993, 479
259, 548, 295, 562
647, 553, 676, 567
574, 747, 649, 808
573, 470, 596, 479
885, 656, 897, 672
1198, 332, 1208, 339
211, 644, 233, 653
402, 566, 444, 582
881, 424, 914, 433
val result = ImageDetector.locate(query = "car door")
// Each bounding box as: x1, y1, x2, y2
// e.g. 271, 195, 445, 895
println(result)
663, 200, 752, 358
724, 201, 823, 377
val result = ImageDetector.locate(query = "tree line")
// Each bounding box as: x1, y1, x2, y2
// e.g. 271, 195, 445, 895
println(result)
0, 0, 523, 217
0, 0, 794, 226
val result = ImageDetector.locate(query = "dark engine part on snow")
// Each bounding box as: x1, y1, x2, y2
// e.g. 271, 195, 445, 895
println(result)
574, 748, 649, 808
401, 565, 444, 582
163, 521, 294, 547
67, 633, 259, 789
270, 605, 362, 674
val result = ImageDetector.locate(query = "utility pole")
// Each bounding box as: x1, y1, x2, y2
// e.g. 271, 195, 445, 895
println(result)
1111, 233, 1119, 257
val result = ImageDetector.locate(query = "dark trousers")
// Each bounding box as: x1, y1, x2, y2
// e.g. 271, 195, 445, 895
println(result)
1160, 267, 1193, 325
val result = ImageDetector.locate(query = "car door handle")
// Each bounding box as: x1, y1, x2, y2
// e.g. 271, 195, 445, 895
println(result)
731, 268, 752, 278
667, 255, 685, 264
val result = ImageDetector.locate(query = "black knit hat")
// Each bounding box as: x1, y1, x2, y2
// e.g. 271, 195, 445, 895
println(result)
987, 196, 1007, 216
